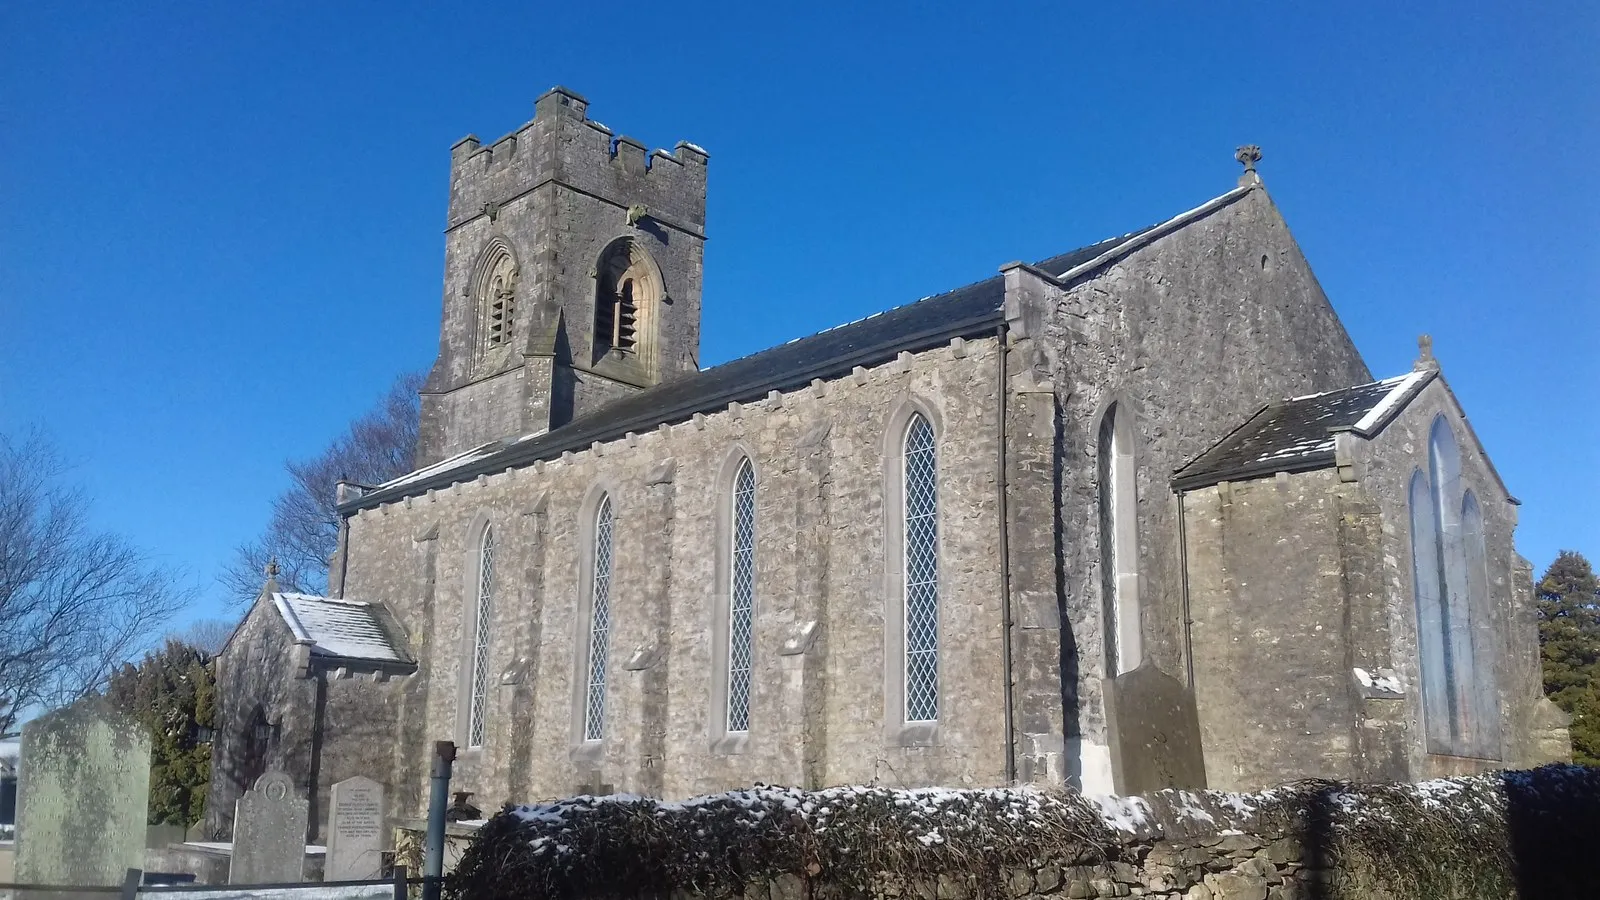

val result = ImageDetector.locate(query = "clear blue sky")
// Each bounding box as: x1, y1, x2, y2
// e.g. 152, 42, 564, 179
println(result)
1, 2, 1594, 630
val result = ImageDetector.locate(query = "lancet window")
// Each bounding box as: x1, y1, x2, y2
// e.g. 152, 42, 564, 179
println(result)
583, 496, 615, 742
903, 413, 940, 723
466, 525, 495, 748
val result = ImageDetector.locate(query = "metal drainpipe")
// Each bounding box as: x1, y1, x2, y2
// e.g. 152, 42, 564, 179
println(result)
995, 321, 1017, 784
423, 740, 456, 900
1176, 489, 1196, 687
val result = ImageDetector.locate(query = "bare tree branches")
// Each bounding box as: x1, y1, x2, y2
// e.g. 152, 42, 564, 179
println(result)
221, 373, 423, 603
173, 617, 237, 656
0, 431, 192, 733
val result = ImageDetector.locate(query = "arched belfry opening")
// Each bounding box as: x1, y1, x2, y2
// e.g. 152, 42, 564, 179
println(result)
593, 237, 664, 373
473, 240, 519, 362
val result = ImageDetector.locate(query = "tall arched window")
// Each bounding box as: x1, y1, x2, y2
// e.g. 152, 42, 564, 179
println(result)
1408, 416, 1498, 757
593, 238, 662, 368
726, 458, 757, 733
466, 525, 495, 749
583, 496, 615, 742
474, 243, 517, 359
1097, 402, 1141, 676
903, 413, 940, 723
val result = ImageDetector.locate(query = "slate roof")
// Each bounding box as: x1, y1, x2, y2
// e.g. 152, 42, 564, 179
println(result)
1172, 369, 1435, 491
271, 593, 414, 668
341, 227, 1155, 513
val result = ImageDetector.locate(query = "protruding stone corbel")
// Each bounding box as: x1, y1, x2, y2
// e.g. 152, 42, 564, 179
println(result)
646, 458, 677, 486
779, 620, 820, 656
623, 643, 663, 671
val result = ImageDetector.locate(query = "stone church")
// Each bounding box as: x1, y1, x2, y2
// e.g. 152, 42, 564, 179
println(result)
208, 87, 1566, 839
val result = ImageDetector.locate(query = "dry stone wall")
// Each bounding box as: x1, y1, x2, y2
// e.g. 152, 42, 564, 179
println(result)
448, 766, 1600, 900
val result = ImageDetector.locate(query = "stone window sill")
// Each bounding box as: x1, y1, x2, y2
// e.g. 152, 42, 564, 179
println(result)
890, 722, 941, 749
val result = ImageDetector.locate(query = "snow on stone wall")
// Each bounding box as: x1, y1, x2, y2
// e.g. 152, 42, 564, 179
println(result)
448, 765, 1600, 900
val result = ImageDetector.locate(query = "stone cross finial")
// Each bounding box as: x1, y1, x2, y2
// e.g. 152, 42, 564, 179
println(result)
1236, 145, 1262, 186
1414, 333, 1438, 371
265, 559, 280, 580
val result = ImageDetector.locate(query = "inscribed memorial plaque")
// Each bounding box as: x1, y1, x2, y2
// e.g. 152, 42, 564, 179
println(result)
230, 770, 308, 884
1103, 663, 1207, 795
326, 776, 387, 880
14, 703, 151, 895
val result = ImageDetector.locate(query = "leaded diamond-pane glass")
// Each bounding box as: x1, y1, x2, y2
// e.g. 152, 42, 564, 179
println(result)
584, 497, 614, 742
727, 459, 757, 732
903, 414, 939, 723
467, 526, 495, 748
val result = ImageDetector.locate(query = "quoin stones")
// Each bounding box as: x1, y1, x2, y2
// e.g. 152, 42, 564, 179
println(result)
230, 769, 308, 883
326, 776, 387, 880
14, 703, 151, 892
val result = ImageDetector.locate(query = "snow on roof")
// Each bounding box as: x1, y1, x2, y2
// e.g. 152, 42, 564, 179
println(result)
1173, 370, 1436, 490
339, 214, 1184, 515
271, 593, 408, 664
1352, 369, 1431, 435
371, 441, 503, 493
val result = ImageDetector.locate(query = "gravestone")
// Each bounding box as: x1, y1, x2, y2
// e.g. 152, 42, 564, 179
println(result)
326, 776, 387, 880
1103, 662, 1207, 795
14, 703, 151, 894
1528, 697, 1573, 764
230, 770, 308, 884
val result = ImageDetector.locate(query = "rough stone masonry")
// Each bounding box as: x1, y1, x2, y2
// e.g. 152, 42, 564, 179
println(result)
206, 88, 1564, 840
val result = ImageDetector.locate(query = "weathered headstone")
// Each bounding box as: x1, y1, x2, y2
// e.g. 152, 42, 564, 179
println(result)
1528, 696, 1573, 765
326, 776, 387, 880
1103, 663, 1207, 795
14, 703, 151, 894
230, 770, 308, 884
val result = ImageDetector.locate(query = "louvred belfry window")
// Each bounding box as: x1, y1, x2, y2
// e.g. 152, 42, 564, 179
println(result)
593, 238, 660, 366
476, 246, 517, 359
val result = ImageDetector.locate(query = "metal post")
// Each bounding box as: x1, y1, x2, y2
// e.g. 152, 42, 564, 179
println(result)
392, 864, 409, 900
121, 868, 143, 900
422, 740, 455, 900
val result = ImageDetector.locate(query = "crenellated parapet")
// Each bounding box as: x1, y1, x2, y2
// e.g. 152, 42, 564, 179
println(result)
421, 87, 709, 466
445, 86, 708, 235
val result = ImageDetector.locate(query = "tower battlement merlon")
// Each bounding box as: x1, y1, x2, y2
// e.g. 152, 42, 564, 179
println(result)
534, 84, 589, 120
612, 135, 649, 176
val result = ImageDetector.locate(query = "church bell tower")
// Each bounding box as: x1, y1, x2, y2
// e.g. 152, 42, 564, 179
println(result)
417, 87, 708, 466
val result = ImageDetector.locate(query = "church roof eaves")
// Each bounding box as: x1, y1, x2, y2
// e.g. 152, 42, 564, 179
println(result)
345, 181, 1273, 515
341, 213, 1204, 515
1171, 370, 1437, 492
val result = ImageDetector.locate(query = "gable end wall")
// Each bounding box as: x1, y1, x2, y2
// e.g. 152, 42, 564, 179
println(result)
1039, 186, 1372, 788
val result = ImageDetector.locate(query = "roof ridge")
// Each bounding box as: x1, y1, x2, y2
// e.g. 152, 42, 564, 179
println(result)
343, 191, 1251, 515
279, 591, 373, 607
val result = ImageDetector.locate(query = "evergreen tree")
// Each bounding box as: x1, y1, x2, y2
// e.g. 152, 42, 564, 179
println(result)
105, 638, 217, 826
1537, 550, 1600, 765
